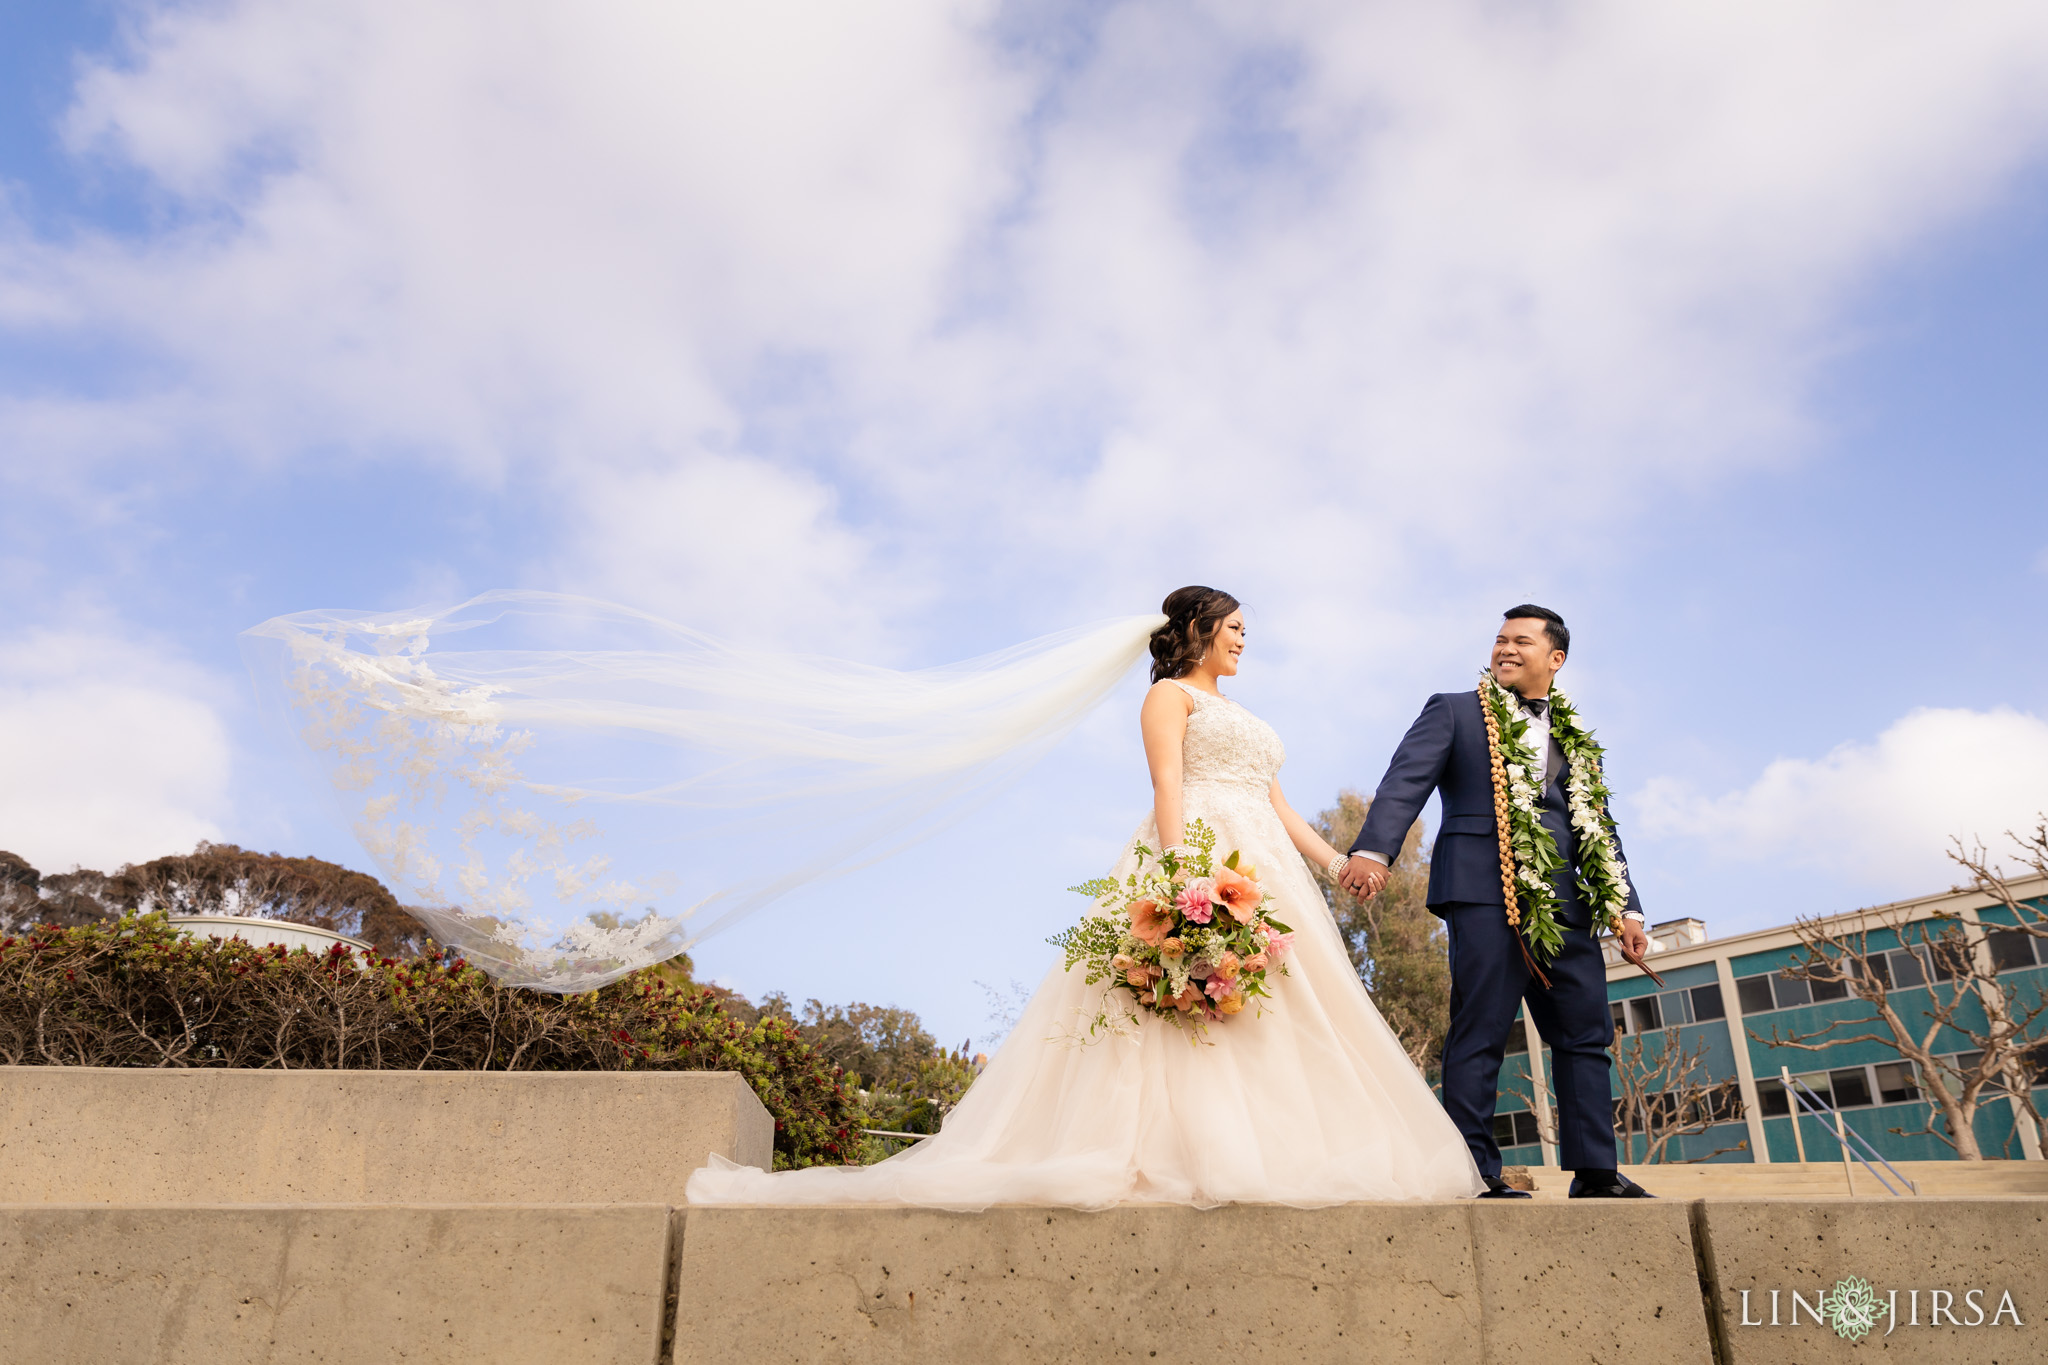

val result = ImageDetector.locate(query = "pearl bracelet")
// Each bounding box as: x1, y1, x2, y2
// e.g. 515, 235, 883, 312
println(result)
1326, 852, 1353, 878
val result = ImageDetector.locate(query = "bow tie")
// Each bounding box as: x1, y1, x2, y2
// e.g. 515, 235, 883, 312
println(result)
1516, 694, 1550, 719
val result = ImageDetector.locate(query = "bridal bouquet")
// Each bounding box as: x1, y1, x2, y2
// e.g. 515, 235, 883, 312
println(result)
1050, 820, 1293, 1037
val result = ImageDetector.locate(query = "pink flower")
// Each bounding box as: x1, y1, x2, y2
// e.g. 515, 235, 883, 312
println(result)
1129, 897, 1172, 946
1261, 930, 1294, 960
1243, 951, 1269, 973
1175, 880, 1215, 924
1211, 865, 1263, 923
1204, 975, 1235, 1001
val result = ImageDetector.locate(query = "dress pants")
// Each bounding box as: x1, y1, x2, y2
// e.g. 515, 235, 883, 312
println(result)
1437, 900, 1618, 1176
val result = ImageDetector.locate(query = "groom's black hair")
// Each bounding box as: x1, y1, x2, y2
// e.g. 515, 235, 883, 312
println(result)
1502, 604, 1569, 657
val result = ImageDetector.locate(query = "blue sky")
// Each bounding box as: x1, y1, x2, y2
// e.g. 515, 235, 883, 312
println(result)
4, 1, 2048, 1046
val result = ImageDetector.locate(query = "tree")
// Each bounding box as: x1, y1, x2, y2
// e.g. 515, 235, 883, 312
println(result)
0, 852, 41, 933
1749, 833, 2048, 1161
1947, 818, 2048, 1154
1311, 790, 1451, 1074
1611, 1030, 1748, 1163
114, 843, 434, 958
0, 845, 434, 958
789, 999, 940, 1092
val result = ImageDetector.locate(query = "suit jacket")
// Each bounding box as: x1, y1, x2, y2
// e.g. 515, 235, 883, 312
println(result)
1351, 689, 1645, 923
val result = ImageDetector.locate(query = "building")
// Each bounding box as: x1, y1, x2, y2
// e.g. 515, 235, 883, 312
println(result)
1493, 874, 2048, 1166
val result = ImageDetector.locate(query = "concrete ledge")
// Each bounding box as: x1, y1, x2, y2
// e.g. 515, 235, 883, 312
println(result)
0, 1067, 770, 1205
670, 1202, 1712, 1365
0, 1203, 672, 1365
9, 1196, 2045, 1364
1696, 1198, 2048, 1363
1523, 1160, 2048, 1200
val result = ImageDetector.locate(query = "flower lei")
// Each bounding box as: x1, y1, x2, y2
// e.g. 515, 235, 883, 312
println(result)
1477, 671, 1631, 964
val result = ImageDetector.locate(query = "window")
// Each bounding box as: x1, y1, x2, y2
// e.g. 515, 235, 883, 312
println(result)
1829, 1067, 1873, 1108
1627, 995, 1663, 1034
1886, 949, 1926, 987
1875, 1061, 1919, 1105
1772, 972, 1812, 1008
1610, 1001, 1628, 1036
1504, 1019, 1528, 1056
1737, 975, 1776, 1015
1989, 929, 2040, 972
1945, 1051, 2007, 1095
1689, 983, 1726, 1021
1756, 1077, 1789, 1117
1492, 1111, 1542, 1147
1809, 974, 1849, 1003
1927, 935, 1969, 981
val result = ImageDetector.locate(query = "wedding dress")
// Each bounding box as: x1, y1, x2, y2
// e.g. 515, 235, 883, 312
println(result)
686, 680, 1485, 1208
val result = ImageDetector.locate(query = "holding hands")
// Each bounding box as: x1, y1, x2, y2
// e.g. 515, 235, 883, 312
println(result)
1335, 854, 1388, 900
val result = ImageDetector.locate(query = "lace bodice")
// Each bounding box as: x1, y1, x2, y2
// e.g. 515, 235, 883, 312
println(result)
1171, 680, 1286, 794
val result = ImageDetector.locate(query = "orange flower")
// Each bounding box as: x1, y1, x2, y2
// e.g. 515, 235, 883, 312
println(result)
1136, 991, 1156, 1005
1129, 897, 1172, 946
1217, 990, 1247, 1016
1211, 951, 1242, 983
1171, 983, 1204, 1011
1161, 937, 1185, 957
1211, 865, 1263, 923
1243, 951, 1269, 973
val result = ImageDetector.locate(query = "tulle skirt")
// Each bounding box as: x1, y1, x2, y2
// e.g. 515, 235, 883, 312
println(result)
686, 788, 1484, 1208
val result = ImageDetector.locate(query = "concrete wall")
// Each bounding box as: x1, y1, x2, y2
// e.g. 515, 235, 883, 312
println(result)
1696, 1198, 2048, 1363
0, 1204, 671, 1365
4, 1196, 2046, 1364
0, 1068, 771, 1205
670, 1202, 1710, 1365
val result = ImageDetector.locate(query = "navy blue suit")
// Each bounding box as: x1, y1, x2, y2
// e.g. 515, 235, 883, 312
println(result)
1352, 689, 1642, 1175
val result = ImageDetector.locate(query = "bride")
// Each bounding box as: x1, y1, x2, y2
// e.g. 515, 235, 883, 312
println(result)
687, 586, 1485, 1208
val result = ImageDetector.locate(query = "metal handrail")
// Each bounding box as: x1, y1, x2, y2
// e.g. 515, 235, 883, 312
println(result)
1782, 1071, 1918, 1196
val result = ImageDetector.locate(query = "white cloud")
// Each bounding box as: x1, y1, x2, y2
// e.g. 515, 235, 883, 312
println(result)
1637, 707, 2048, 890
0, 631, 232, 873
562, 454, 898, 649
5, 0, 2048, 648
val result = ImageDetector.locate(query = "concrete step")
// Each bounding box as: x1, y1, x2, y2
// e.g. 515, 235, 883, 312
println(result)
8, 1197, 2048, 1363
0, 1066, 771, 1205
0, 1203, 672, 1365
1516, 1160, 2048, 1200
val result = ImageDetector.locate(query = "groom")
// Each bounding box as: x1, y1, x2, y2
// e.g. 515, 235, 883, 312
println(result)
1338, 606, 1654, 1199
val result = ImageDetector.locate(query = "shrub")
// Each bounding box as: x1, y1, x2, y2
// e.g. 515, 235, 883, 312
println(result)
0, 913, 864, 1170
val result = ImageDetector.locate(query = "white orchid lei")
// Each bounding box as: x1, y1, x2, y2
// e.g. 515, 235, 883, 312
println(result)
1477, 671, 1631, 963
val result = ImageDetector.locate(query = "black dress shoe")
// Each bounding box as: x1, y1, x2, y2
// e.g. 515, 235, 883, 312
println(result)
1478, 1174, 1532, 1199
1568, 1170, 1655, 1199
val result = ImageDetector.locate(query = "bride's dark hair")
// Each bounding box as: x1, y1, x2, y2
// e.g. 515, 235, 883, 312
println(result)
1149, 586, 1242, 683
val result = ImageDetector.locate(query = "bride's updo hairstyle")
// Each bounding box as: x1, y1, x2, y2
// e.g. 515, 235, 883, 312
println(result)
1149, 586, 1241, 683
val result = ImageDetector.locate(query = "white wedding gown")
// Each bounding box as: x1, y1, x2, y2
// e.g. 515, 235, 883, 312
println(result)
686, 681, 1485, 1208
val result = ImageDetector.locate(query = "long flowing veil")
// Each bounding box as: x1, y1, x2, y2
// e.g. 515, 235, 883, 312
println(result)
241, 592, 1164, 991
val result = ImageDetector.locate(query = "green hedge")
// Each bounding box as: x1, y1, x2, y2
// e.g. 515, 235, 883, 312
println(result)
0, 913, 865, 1169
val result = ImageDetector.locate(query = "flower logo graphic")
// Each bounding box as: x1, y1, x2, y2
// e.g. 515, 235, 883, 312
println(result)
1822, 1276, 1882, 1342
